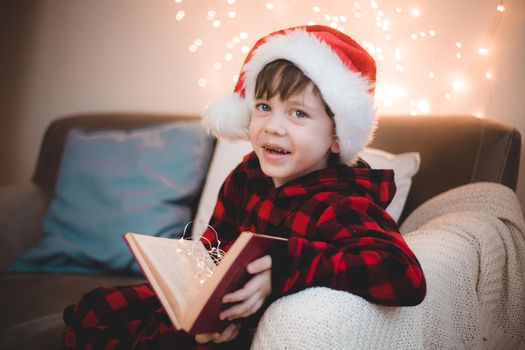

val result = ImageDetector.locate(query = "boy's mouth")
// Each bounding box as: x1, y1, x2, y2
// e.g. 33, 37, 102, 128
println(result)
263, 145, 291, 155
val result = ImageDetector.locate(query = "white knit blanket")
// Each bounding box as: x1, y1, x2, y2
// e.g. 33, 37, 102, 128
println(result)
252, 182, 525, 349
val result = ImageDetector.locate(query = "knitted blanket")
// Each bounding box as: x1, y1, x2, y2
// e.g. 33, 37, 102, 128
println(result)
251, 182, 525, 349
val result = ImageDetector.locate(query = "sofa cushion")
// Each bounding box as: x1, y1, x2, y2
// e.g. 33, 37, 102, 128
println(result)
10, 123, 213, 274
360, 147, 421, 222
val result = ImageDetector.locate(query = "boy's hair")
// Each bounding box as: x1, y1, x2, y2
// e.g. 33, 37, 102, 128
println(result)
254, 59, 334, 118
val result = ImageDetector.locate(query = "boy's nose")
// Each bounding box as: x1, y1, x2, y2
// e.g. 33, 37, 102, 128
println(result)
264, 112, 286, 136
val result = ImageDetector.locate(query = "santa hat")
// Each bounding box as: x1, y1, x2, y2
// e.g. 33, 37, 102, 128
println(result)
202, 25, 377, 164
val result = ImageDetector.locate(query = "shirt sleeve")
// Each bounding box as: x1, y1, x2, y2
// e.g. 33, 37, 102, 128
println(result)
278, 195, 426, 306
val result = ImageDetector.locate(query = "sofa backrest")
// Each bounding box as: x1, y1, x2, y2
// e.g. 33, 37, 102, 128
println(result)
369, 115, 521, 223
33, 114, 521, 224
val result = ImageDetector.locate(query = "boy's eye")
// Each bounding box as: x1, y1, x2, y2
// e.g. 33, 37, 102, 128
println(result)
256, 103, 271, 112
293, 110, 307, 118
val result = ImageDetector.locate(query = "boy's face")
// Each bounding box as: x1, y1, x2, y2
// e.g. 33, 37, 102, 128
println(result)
249, 83, 340, 187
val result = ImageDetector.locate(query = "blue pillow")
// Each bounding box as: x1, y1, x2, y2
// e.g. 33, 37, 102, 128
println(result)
10, 122, 213, 274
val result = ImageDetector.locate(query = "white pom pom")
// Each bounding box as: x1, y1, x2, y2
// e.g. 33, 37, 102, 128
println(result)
201, 94, 251, 140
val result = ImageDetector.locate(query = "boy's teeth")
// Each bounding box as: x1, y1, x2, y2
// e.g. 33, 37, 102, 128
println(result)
265, 146, 289, 154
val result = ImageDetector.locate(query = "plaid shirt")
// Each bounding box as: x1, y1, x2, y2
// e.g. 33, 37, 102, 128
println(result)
63, 152, 425, 349
201, 152, 426, 306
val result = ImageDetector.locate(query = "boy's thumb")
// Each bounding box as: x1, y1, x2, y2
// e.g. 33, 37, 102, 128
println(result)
247, 255, 272, 274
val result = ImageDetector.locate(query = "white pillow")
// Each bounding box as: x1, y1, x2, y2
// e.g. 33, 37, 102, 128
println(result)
191, 139, 253, 238
359, 147, 421, 222
192, 142, 420, 238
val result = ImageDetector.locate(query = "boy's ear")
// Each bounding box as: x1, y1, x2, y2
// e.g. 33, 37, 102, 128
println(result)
330, 138, 341, 154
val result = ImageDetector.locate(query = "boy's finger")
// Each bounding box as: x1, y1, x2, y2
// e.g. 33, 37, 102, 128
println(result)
196, 332, 218, 344
247, 255, 272, 274
213, 324, 240, 343
195, 334, 212, 344
220, 293, 260, 320
222, 288, 249, 304
222, 277, 260, 303
229, 296, 264, 320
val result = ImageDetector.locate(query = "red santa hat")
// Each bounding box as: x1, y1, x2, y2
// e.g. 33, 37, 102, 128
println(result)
202, 25, 377, 164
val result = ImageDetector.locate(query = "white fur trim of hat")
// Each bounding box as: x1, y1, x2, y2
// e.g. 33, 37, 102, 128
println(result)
202, 25, 377, 164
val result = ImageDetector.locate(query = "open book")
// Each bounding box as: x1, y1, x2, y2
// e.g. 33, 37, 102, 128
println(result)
124, 231, 287, 334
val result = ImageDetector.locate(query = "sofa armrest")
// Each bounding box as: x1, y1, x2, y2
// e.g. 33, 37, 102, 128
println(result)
0, 183, 48, 270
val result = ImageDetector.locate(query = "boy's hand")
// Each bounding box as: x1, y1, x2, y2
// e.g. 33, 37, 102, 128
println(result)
195, 323, 241, 344
219, 255, 272, 321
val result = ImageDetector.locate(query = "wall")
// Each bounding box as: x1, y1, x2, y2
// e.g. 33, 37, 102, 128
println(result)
1, 0, 524, 209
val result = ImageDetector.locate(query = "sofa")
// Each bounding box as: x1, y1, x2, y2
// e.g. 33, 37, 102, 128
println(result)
0, 113, 522, 349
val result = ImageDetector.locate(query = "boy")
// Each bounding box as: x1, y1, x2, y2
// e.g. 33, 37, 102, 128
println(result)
195, 25, 425, 344
63, 25, 425, 349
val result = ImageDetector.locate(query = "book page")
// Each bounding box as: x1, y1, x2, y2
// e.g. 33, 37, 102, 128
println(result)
131, 235, 215, 320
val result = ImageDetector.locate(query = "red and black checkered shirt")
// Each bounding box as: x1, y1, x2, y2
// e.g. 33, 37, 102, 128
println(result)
63, 152, 425, 349
201, 152, 426, 306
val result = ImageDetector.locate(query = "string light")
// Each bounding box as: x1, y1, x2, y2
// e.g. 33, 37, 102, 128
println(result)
198, 78, 207, 87
417, 100, 431, 113
478, 48, 489, 56
175, 10, 185, 21
180, 1, 508, 116
453, 79, 467, 92
206, 10, 216, 21
394, 48, 402, 60
395, 63, 405, 72
410, 7, 421, 17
